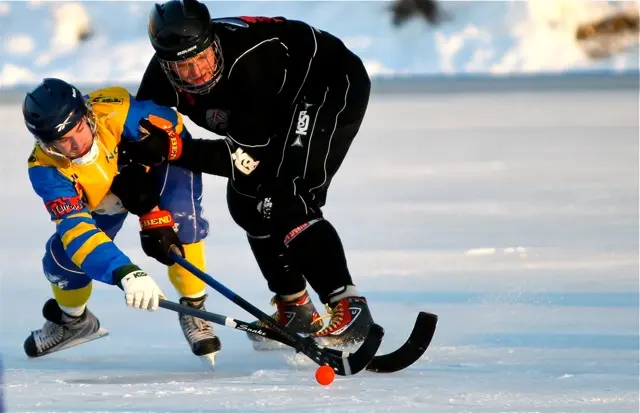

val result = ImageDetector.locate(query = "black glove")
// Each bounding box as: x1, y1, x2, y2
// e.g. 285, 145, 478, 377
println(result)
110, 163, 159, 216
120, 117, 183, 166
138, 210, 185, 266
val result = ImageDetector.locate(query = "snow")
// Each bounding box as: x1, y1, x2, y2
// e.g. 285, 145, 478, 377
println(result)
0, 1, 638, 87
0, 79, 638, 412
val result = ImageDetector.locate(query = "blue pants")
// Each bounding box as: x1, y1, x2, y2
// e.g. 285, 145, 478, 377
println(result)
43, 164, 209, 290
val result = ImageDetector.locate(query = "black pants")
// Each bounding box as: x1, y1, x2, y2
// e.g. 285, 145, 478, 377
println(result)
227, 68, 371, 301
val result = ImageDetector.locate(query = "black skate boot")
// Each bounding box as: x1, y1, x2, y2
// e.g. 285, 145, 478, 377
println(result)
24, 298, 107, 358
178, 295, 221, 368
247, 291, 324, 351
312, 296, 374, 348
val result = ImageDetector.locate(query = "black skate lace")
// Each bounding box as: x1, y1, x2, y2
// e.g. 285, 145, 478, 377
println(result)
34, 321, 64, 352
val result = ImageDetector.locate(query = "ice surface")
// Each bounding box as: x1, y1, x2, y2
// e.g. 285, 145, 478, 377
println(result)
0, 86, 638, 412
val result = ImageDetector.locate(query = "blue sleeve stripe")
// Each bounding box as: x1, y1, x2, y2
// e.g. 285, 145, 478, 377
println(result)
79, 242, 133, 284
57, 216, 97, 235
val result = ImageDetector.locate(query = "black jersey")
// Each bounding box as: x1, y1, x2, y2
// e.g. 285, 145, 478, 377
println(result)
136, 16, 369, 190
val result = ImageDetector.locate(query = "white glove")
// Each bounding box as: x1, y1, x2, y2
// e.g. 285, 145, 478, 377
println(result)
119, 269, 165, 311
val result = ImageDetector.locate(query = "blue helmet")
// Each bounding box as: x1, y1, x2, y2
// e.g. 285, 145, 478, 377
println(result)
22, 78, 88, 144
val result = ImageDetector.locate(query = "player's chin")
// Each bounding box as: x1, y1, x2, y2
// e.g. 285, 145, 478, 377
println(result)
186, 75, 214, 86
71, 142, 94, 159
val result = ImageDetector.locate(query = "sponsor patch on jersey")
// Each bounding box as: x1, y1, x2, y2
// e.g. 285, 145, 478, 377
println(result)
45, 195, 84, 220
90, 96, 123, 105
231, 148, 259, 175
295, 109, 310, 136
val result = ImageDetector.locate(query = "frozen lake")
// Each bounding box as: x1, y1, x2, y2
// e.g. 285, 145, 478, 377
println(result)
0, 81, 638, 412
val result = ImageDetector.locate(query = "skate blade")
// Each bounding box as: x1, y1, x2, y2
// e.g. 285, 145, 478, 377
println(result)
198, 351, 218, 369
30, 328, 109, 358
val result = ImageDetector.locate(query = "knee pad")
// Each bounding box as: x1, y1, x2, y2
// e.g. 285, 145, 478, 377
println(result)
42, 234, 92, 291
168, 240, 206, 297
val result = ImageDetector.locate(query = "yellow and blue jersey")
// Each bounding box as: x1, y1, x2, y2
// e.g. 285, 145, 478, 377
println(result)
27, 86, 189, 285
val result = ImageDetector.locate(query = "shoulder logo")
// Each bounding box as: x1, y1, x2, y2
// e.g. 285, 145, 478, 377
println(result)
213, 17, 250, 28
90, 96, 123, 105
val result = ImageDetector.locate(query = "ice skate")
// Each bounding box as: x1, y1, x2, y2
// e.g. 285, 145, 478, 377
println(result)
247, 291, 324, 351
24, 298, 107, 358
178, 294, 221, 368
312, 295, 374, 348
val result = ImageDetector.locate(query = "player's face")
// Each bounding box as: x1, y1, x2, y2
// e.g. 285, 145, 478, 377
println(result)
174, 46, 217, 86
53, 118, 94, 159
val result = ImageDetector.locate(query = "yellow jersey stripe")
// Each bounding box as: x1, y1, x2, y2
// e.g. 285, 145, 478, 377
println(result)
61, 222, 97, 249
67, 212, 93, 220
70, 232, 112, 268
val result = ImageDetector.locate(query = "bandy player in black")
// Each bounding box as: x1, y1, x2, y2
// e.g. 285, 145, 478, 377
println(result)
125, 0, 374, 348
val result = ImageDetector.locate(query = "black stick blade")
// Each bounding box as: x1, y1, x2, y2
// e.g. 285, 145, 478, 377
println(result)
366, 312, 438, 373
321, 323, 385, 376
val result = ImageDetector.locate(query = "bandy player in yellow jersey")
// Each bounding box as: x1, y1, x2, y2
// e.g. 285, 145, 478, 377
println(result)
22, 78, 219, 367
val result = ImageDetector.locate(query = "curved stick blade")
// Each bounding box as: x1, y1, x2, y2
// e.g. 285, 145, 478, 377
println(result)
366, 312, 438, 373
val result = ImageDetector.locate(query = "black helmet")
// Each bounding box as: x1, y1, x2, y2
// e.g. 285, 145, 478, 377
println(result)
148, 0, 224, 94
22, 78, 88, 144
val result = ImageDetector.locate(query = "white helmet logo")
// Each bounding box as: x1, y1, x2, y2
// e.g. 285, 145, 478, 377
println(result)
177, 45, 197, 56
55, 111, 75, 133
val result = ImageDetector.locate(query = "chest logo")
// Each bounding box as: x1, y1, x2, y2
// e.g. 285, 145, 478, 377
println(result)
296, 110, 310, 136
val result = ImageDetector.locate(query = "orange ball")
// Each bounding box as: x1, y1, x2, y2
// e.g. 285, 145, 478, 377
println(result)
315, 365, 336, 385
